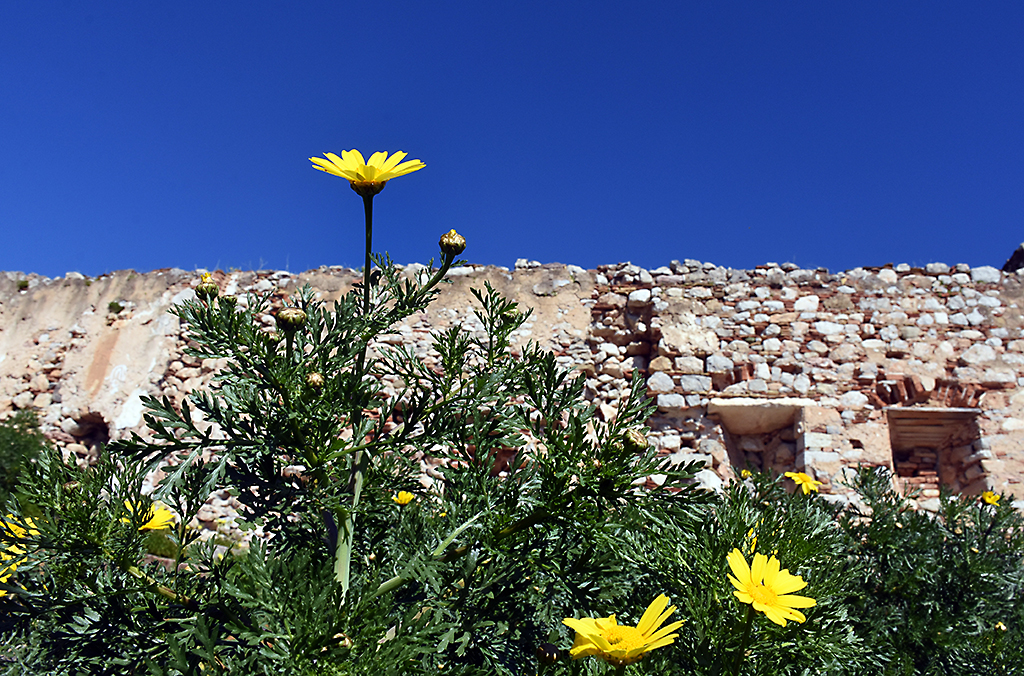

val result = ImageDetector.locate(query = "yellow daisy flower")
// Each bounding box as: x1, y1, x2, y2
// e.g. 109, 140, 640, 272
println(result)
785, 471, 823, 494
1, 516, 37, 597
982, 491, 1000, 506
122, 500, 176, 531
392, 491, 415, 506
727, 548, 816, 627
562, 594, 684, 667
309, 150, 424, 196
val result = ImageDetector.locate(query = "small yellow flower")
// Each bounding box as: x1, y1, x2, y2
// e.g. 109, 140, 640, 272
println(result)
785, 471, 823, 494
309, 150, 424, 197
122, 500, 175, 531
392, 491, 415, 506
562, 594, 684, 667
982, 491, 1000, 506
727, 548, 816, 627
1, 516, 37, 597
740, 469, 752, 478
996, 621, 1008, 631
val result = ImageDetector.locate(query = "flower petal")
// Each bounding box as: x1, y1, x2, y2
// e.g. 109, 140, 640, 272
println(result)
776, 593, 816, 609
636, 594, 670, 635
727, 548, 752, 585
750, 552, 768, 584
379, 150, 407, 173
770, 569, 808, 595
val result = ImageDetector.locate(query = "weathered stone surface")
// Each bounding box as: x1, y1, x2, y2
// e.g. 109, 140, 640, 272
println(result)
4, 255, 1024, 522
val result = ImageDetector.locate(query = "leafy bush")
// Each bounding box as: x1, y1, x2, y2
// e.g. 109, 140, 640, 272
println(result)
1, 151, 1022, 675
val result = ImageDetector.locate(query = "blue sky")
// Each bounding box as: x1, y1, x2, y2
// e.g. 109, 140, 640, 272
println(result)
2, 2, 1023, 278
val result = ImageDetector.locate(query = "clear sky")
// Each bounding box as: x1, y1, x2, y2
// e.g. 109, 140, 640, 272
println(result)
2, 2, 1023, 278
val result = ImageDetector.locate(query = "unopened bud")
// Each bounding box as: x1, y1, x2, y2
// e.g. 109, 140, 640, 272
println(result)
196, 273, 219, 303
622, 428, 649, 454
439, 229, 466, 257
276, 308, 307, 332
306, 372, 325, 389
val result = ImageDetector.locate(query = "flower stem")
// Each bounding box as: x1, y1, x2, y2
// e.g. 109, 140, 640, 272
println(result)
336, 193, 375, 605
361, 194, 373, 317
731, 604, 754, 676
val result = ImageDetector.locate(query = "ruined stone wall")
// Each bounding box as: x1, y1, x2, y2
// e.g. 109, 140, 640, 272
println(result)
2, 258, 1023, 526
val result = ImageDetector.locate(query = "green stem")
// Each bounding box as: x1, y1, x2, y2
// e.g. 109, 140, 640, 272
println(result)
612, 665, 627, 676
361, 194, 373, 317
337, 193, 374, 605
731, 604, 754, 676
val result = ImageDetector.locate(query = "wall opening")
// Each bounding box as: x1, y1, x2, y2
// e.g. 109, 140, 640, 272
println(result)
886, 406, 982, 500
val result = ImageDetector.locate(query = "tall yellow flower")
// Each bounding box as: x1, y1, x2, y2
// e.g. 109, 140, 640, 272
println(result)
785, 471, 823, 494
727, 548, 816, 627
563, 594, 684, 667
122, 500, 176, 531
1, 516, 37, 597
982, 491, 1001, 506
309, 150, 424, 196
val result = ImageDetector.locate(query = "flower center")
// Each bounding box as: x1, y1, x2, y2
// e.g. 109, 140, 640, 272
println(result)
750, 584, 777, 606
603, 625, 645, 652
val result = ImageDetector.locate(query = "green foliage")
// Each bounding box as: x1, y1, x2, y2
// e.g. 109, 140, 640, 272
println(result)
839, 467, 1024, 675
0, 410, 47, 507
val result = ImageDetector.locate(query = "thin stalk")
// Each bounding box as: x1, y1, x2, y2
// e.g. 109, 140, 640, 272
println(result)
336, 192, 375, 604
731, 604, 755, 676
361, 193, 373, 317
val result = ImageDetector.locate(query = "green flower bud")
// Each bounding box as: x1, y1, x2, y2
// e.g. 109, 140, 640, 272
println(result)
195, 273, 219, 303
276, 308, 307, 332
622, 428, 649, 454
439, 229, 466, 257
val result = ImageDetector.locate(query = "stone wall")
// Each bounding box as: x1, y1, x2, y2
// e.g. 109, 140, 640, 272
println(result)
3, 258, 1023, 522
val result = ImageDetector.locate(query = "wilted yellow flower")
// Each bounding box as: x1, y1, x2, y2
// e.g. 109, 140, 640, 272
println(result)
392, 491, 415, 506
1, 516, 37, 597
563, 594, 684, 667
309, 150, 424, 197
727, 548, 816, 627
982, 491, 1000, 506
785, 471, 823, 494
122, 500, 175, 531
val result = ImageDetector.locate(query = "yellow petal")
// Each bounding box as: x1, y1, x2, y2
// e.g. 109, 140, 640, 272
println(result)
727, 548, 751, 585
342, 149, 366, 166
636, 594, 670, 635
646, 618, 685, 644
367, 151, 388, 168
750, 553, 768, 584
762, 556, 782, 587
379, 150, 407, 173
776, 593, 816, 609
771, 570, 808, 595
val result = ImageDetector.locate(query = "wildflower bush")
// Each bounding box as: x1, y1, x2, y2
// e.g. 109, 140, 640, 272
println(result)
1, 150, 1023, 675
